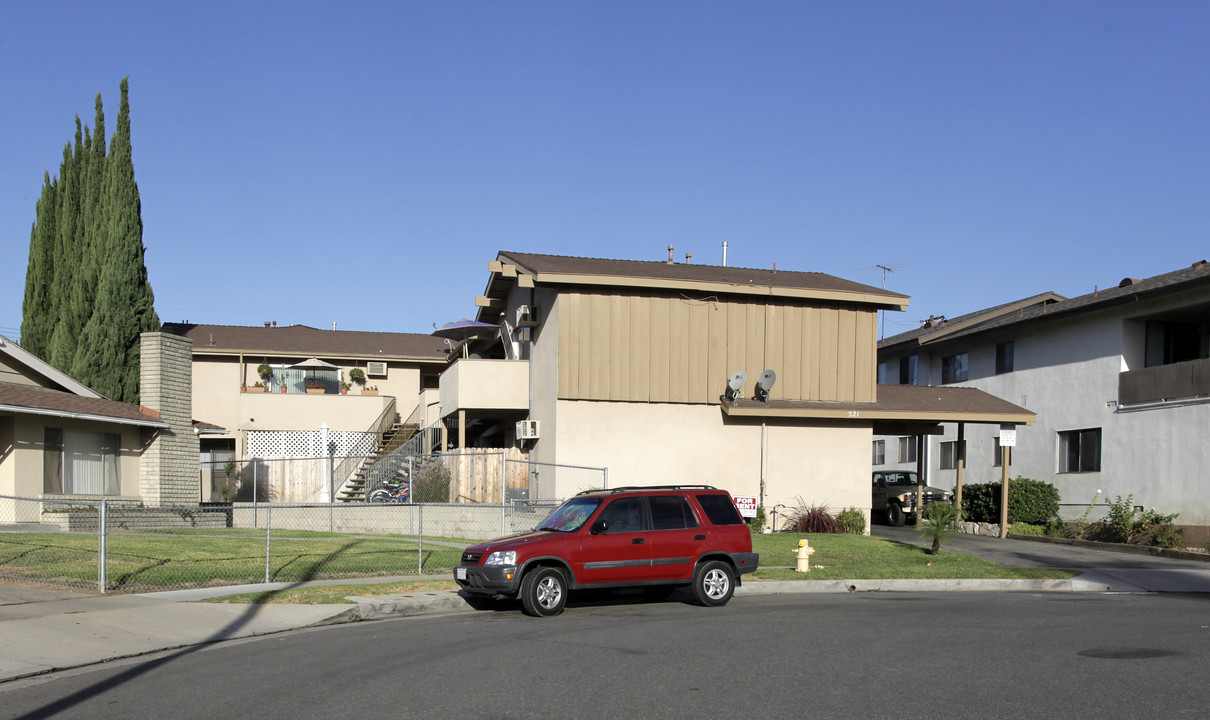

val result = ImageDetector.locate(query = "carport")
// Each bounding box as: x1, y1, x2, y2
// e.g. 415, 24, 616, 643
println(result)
721, 384, 1036, 536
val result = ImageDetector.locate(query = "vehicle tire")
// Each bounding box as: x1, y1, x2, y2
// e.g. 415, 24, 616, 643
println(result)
691, 560, 735, 607
367, 488, 390, 503
520, 566, 567, 617
886, 503, 905, 527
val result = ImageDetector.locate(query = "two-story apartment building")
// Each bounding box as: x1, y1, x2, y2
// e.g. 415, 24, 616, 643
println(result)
876, 260, 1210, 541
161, 323, 449, 499
442, 251, 1034, 523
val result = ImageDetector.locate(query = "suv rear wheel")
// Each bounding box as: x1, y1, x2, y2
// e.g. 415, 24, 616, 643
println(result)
692, 560, 735, 607
520, 566, 567, 617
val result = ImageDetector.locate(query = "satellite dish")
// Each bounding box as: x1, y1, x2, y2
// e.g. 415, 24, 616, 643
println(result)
754, 369, 777, 405
724, 371, 747, 405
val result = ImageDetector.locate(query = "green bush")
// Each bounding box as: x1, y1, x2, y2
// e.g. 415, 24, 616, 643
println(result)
961, 477, 1060, 525
1084, 495, 1183, 547
746, 506, 767, 534
836, 507, 866, 535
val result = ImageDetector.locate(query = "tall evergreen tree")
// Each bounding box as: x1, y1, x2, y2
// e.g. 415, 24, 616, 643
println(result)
48, 119, 88, 370
74, 78, 159, 401
22, 78, 158, 403
20, 172, 58, 359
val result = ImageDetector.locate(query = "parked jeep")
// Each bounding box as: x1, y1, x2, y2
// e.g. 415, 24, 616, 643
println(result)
872, 471, 953, 526
454, 485, 759, 617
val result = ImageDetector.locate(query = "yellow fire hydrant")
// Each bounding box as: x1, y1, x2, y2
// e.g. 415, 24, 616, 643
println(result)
795, 538, 816, 572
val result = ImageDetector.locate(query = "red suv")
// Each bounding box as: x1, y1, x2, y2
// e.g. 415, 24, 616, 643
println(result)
454, 486, 759, 617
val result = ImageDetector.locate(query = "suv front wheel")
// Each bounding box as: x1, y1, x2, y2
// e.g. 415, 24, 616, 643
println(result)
692, 560, 735, 607
886, 503, 905, 527
520, 566, 568, 617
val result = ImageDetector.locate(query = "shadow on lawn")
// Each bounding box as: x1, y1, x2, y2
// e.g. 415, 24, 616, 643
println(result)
12, 540, 364, 720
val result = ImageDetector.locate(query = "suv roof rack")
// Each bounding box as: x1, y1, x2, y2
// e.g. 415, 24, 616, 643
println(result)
575, 485, 719, 496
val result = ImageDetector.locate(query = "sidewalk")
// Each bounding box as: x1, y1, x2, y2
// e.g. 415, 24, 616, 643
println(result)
3, 533, 1210, 684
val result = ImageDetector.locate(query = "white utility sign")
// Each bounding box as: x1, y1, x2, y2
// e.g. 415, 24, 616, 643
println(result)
733, 495, 758, 518
999, 424, 1017, 447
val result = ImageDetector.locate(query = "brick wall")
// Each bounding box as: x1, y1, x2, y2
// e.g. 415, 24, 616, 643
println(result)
139, 332, 200, 504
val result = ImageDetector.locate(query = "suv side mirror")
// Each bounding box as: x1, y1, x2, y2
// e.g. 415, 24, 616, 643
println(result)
590, 520, 608, 535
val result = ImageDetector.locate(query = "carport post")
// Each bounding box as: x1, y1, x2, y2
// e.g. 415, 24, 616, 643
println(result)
999, 446, 1011, 538
955, 423, 966, 517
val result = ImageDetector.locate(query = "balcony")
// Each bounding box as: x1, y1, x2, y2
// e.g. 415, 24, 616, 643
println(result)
1119, 358, 1210, 406
440, 359, 529, 415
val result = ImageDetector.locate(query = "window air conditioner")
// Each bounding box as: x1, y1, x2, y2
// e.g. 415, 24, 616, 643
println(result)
367, 361, 387, 377
515, 420, 540, 440
516, 305, 540, 328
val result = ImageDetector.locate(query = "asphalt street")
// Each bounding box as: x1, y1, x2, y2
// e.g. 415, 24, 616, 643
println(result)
3, 590, 1208, 720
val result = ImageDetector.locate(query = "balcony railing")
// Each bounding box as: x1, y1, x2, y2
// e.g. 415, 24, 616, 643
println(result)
1119, 357, 1210, 405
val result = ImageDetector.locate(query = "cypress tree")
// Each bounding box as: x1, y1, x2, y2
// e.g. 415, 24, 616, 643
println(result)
74, 78, 159, 401
23, 79, 158, 402
20, 172, 58, 358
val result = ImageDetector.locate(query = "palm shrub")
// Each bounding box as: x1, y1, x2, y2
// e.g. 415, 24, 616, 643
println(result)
917, 501, 959, 555
961, 477, 1060, 525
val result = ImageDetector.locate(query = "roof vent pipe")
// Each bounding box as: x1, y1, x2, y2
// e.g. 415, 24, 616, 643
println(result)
667, 245, 675, 264
685, 253, 692, 264
722, 241, 728, 267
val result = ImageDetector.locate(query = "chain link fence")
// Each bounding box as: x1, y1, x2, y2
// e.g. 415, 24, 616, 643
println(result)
0, 494, 559, 594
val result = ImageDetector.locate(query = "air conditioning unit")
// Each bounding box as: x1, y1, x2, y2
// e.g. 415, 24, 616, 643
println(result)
516, 305, 541, 329
366, 361, 387, 377
515, 420, 540, 440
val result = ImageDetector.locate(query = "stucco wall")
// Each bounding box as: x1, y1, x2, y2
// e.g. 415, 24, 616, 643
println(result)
549, 399, 873, 527
884, 309, 1210, 526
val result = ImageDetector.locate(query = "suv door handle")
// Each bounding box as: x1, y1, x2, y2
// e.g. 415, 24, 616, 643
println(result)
694, 534, 706, 541
631, 538, 645, 544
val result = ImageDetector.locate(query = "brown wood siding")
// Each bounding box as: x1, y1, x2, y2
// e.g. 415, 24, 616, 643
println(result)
556, 291, 877, 404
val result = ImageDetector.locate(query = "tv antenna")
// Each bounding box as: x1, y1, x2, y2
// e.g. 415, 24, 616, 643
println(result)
873, 263, 904, 340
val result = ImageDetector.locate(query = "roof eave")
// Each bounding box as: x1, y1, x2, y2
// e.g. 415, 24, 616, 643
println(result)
0, 403, 170, 429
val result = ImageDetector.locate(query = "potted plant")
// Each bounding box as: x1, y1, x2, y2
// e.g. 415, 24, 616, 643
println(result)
340, 381, 351, 395
257, 364, 274, 382
305, 379, 327, 395
362, 385, 379, 396
348, 368, 366, 385
276, 373, 289, 393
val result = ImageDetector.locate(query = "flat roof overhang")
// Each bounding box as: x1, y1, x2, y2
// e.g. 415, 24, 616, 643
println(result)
720, 384, 1035, 427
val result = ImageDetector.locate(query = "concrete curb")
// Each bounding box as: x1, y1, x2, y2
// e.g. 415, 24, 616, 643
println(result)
1008, 534, 1210, 563
317, 574, 1138, 626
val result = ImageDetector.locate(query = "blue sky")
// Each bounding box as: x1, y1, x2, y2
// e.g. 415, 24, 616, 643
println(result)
3, 1, 1208, 343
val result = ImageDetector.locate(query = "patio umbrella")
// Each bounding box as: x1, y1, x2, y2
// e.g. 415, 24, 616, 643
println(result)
432, 319, 499, 342
288, 358, 340, 369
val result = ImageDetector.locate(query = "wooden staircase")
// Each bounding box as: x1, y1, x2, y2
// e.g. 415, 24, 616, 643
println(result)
335, 421, 419, 502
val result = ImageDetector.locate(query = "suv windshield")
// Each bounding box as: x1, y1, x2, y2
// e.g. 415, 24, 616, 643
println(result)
537, 497, 603, 532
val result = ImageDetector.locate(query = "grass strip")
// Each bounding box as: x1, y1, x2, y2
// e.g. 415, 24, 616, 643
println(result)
748, 533, 1078, 581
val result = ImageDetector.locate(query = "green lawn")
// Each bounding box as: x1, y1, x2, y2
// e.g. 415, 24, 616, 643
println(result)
748, 532, 1077, 581
1, 528, 1076, 597
0, 528, 463, 593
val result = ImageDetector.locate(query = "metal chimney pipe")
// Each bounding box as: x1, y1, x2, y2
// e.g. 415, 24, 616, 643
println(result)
667, 245, 675, 264
722, 241, 728, 267
685, 253, 692, 264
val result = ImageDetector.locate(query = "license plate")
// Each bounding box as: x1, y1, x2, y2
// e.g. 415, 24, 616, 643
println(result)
456, 567, 467, 581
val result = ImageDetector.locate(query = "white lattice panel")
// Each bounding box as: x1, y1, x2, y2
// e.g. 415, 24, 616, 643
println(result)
247, 430, 376, 458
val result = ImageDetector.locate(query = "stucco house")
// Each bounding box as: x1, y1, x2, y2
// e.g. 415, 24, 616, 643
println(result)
875, 260, 1210, 542
440, 251, 1034, 524
0, 332, 198, 521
